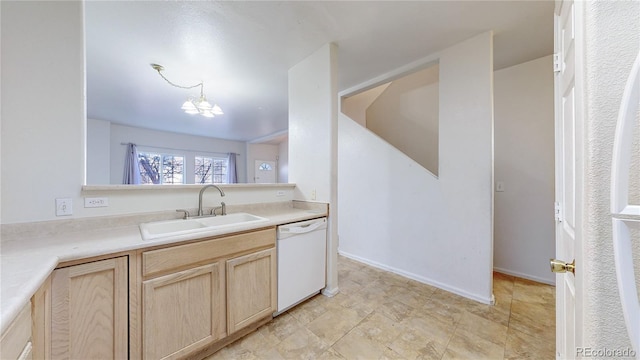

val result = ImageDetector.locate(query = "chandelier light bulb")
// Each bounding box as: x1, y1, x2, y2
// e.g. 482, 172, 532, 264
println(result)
212, 104, 224, 115
196, 96, 213, 111
181, 99, 197, 111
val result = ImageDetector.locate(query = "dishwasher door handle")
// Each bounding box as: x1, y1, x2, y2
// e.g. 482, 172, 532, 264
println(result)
280, 220, 325, 234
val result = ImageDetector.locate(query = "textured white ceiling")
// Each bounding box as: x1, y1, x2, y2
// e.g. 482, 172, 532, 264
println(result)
86, 1, 553, 142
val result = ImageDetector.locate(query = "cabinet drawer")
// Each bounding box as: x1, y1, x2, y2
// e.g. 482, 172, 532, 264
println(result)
142, 228, 275, 278
0, 304, 31, 360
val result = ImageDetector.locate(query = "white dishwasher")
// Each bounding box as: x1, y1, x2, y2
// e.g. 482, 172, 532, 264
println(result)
276, 217, 327, 314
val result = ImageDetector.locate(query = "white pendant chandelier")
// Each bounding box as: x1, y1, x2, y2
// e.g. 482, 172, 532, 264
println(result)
151, 63, 223, 118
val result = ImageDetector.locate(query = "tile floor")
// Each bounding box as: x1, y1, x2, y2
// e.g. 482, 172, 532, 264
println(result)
207, 255, 555, 360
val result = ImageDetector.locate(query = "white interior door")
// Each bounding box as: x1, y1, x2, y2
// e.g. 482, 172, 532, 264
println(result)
553, 0, 583, 358
254, 160, 276, 183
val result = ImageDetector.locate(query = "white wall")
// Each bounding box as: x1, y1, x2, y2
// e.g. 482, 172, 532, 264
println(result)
288, 43, 339, 296
367, 65, 439, 175
108, 123, 247, 184
341, 83, 390, 127
1, 1, 86, 224
87, 118, 111, 185
278, 139, 289, 183
493, 55, 555, 284
289, 44, 336, 203
0, 2, 293, 224
438, 32, 494, 302
338, 32, 494, 303
581, 0, 639, 350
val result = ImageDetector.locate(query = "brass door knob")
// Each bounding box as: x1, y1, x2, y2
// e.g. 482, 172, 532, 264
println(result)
550, 258, 575, 274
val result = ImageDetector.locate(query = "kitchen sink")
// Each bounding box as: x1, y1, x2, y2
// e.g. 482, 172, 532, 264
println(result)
196, 212, 266, 227
139, 212, 268, 240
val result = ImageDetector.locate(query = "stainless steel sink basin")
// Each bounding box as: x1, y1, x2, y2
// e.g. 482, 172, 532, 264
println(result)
139, 212, 268, 240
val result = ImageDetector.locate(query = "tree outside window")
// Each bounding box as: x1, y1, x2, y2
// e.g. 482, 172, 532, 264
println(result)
162, 155, 184, 184
138, 152, 184, 184
195, 156, 228, 184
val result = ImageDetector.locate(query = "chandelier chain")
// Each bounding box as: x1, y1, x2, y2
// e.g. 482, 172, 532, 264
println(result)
154, 67, 203, 96
150, 63, 222, 117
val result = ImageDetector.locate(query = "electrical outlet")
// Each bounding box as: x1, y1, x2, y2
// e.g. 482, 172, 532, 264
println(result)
496, 181, 505, 192
276, 191, 285, 197
85, 197, 109, 208
56, 198, 73, 216
311, 189, 317, 200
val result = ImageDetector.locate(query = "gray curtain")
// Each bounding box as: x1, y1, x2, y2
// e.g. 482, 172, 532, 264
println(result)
227, 152, 238, 183
123, 143, 141, 184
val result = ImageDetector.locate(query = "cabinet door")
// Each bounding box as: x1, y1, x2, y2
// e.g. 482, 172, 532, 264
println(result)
226, 248, 277, 334
51, 256, 128, 360
31, 275, 51, 359
142, 262, 226, 360
0, 304, 32, 360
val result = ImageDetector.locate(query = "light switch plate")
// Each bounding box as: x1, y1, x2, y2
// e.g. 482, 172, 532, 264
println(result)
56, 198, 73, 216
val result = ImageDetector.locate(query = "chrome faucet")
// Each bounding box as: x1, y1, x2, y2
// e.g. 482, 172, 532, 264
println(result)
198, 184, 225, 216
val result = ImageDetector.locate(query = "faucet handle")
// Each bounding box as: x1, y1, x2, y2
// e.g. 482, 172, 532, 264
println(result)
176, 209, 191, 220
211, 202, 227, 216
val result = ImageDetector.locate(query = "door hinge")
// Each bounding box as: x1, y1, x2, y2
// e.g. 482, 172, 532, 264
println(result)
555, 202, 563, 222
553, 53, 562, 73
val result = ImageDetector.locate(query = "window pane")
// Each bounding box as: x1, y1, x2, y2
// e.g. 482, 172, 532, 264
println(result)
162, 155, 184, 184
195, 156, 213, 184
195, 156, 227, 184
259, 162, 273, 171
138, 153, 161, 184
212, 158, 228, 184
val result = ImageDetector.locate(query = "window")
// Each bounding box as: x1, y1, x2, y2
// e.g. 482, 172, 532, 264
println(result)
195, 156, 228, 184
138, 152, 184, 184
162, 155, 184, 184
258, 162, 273, 171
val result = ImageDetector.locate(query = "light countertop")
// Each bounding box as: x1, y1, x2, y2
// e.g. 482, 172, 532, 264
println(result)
0, 201, 327, 334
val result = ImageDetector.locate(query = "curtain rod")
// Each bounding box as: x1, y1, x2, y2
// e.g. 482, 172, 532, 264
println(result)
120, 142, 240, 156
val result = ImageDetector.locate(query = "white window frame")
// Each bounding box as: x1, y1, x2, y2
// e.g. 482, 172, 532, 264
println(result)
194, 155, 229, 184
138, 151, 185, 185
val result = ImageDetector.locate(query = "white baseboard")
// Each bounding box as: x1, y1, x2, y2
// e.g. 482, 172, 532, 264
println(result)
493, 266, 555, 286
338, 250, 493, 305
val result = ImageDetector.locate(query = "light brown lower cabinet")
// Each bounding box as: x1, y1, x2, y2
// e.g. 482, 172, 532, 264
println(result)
50, 256, 128, 360
142, 262, 226, 360
0, 303, 33, 360
16, 227, 276, 360
31, 275, 51, 360
139, 227, 277, 359
226, 248, 277, 334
